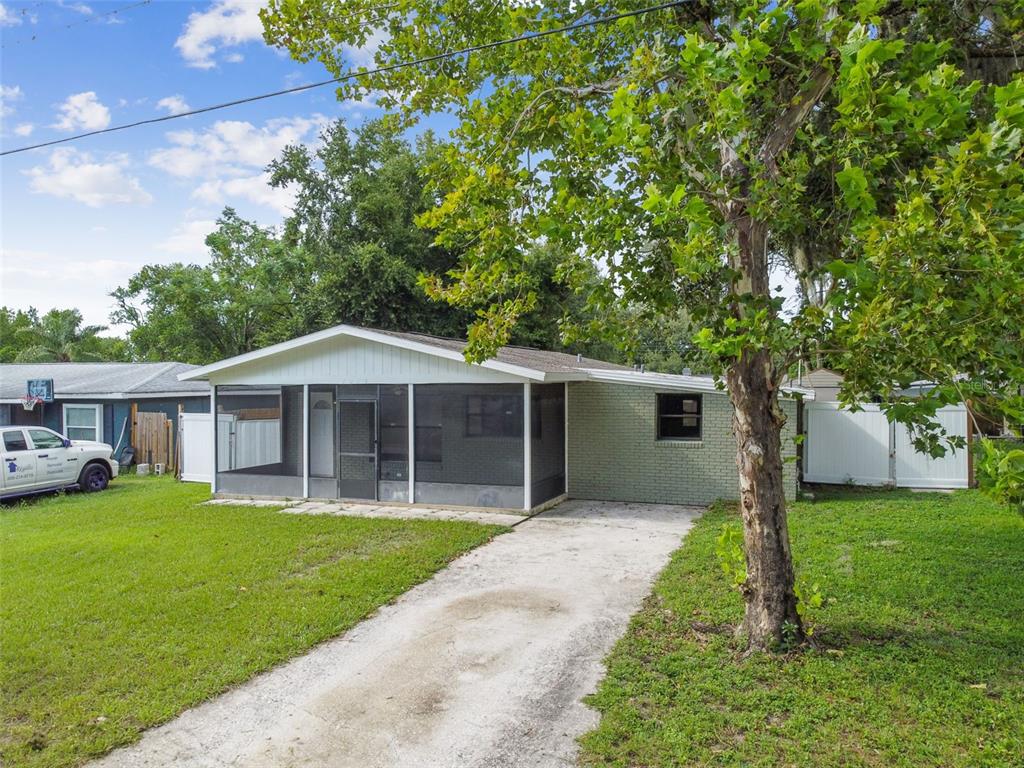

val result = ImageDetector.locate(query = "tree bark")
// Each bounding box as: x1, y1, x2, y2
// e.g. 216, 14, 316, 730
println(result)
720, 212, 803, 650
726, 345, 802, 650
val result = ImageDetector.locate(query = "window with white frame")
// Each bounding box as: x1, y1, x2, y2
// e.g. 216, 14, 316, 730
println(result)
63, 404, 102, 442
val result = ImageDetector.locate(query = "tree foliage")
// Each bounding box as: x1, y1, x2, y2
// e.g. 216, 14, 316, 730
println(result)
114, 119, 601, 363
1, 307, 125, 363
113, 210, 310, 364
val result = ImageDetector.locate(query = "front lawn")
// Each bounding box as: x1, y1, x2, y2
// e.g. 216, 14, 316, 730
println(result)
0, 476, 504, 768
580, 489, 1024, 767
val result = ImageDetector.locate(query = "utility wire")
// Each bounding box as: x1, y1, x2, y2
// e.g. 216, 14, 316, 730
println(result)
0, 0, 692, 157
1, 0, 153, 48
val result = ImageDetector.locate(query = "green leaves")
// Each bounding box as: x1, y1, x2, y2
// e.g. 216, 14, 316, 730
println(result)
8, 308, 124, 363
715, 522, 747, 591
830, 77, 1024, 451
977, 439, 1024, 516
836, 163, 876, 214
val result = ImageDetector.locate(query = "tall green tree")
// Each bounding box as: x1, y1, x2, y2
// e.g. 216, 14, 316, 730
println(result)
115, 119, 609, 363
264, 0, 1024, 649
112, 210, 309, 364
265, 120, 473, 338
0, 308, 38, 363
629, 308, 717, 374
12, 308, 125, 363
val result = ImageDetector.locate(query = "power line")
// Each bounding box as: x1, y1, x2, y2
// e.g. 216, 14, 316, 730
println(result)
1, 0, 153, 48
0, 0, 692, 158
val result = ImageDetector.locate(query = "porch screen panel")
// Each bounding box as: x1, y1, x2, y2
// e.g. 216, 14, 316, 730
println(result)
378, 385, 409, 501
531, 383, 566, 505
216, 385, 303, 497
414, 384, 524, 508
308, 388, 337, 498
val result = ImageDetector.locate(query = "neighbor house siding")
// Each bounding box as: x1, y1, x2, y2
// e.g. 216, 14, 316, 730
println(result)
567, 382, 798, 505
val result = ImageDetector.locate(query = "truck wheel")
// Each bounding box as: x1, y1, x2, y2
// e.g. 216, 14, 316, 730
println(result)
80, 464, 110, 492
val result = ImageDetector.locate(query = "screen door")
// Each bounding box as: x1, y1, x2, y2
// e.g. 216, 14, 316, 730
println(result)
337, 400, 377, 500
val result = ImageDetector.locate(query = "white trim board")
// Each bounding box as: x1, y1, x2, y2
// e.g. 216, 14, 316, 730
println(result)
62, 403, 102, 441
581, 368, 815, 400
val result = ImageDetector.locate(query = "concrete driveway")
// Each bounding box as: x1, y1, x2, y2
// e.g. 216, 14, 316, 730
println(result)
91, 500, 699, 768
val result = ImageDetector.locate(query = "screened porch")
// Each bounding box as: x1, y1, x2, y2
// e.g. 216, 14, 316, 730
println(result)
213, 382, 566, 510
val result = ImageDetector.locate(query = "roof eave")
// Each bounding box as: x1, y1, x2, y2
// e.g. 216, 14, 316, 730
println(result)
581, 368, 815, 400
579, 368, 724, 393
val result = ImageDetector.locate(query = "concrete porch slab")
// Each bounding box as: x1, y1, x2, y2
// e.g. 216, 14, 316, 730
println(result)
285, 500, 527, 527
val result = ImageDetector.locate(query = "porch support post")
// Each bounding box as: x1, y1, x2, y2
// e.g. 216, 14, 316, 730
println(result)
408, 384, 415, 504
209, 384, 217, 495
563, 381, 569, 496
302, 384, 309, 499
523, 382, 532, 511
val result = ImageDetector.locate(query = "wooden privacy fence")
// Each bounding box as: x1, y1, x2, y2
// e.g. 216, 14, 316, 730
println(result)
132, 406, 176, 472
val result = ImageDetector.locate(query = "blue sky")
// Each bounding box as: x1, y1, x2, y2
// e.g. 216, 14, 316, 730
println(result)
0, 0, 396, 333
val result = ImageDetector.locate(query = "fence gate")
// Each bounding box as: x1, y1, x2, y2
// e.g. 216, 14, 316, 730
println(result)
803, 402, 969, 489
133, 409, 175, 472
179, 412, 212, 483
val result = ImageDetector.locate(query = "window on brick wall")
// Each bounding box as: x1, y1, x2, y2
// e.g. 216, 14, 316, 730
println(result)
657, 393, 702, 440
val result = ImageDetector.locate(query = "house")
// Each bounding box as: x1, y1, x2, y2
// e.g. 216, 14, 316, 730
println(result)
179, 325, 811, 510
781, 367, 843, 402
0, 363, 210, 459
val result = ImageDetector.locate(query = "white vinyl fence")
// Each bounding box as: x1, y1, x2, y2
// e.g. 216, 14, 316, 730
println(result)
178, 412, 282, 484
179, 412, 213, 483
804, 402, 969, 489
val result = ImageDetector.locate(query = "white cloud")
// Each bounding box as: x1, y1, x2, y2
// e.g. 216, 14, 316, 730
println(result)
148, 115, 327, 215
193, 172, 296, 216
14, 122, 33, 136
0, 247, 139, 329
0, 3, 22, 26
149, 115, 324, 179
53, 91, 111, 131
25, 148, 152, 207
156, 95, 191, 115
175, 0, 265, 69
156, 218, 218, 256
224, 52, 244, 63
344, 28, 387, 67
0, 84, 22, 118
57, 1, 93, 15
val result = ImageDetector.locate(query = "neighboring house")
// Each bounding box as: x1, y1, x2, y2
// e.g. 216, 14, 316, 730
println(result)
0, 363, 210, 458
179, 325, 811, 510
781, 367, 844, 402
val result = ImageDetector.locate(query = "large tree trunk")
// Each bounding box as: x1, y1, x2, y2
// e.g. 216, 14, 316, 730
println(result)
721, 211, 803, 650
727, 347, 802, 649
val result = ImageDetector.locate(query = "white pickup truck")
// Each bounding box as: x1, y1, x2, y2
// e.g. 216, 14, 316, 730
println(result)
1, 426, 118, 501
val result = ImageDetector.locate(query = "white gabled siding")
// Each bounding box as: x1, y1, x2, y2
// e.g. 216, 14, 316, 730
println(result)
208, 335, 526, 387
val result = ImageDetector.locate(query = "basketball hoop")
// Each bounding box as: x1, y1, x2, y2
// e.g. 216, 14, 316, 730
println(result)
20, 395, 43, 412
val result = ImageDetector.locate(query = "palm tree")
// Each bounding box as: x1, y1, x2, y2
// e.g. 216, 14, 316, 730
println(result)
14, 309, 111, 362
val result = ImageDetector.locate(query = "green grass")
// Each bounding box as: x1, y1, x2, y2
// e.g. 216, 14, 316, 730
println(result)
580, 490, 1024, 767
0, 476, 504, 768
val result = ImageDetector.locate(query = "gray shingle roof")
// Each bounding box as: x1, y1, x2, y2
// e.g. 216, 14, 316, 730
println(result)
0, 362, 209, 400
372, 329, 633, 374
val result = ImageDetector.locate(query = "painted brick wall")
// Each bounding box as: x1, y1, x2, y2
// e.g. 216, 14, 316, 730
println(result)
567, 382, 798, 505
